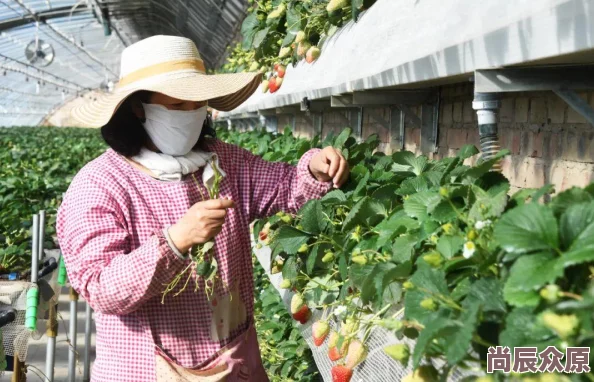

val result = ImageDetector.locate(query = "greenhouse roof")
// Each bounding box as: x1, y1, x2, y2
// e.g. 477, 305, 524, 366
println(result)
0, 0, 247, 127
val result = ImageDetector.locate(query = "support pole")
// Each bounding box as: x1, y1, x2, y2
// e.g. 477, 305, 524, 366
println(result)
68, 288, 79, 382
11, 353, 25, 382
37, 211, 45, 261
472, 93, 502, 171
83, 302, 92, 382
45, 302, 57, 382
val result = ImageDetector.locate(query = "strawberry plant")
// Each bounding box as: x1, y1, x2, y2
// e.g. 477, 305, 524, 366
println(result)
0, 127, 106, 273
219, 0, 378, 91
229, 126, 594, 381
253, 260, 320, 381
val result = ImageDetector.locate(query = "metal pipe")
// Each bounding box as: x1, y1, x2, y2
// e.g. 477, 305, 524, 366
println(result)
38, 210, 45, 261
31, 215, 39, 284
45, 302, 57, 382
68, 288, 79, 382
472, 93, 502, 171
83, 302, 92, 382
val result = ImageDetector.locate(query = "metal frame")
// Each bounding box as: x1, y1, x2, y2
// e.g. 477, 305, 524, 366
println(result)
331, 90, 439, 151
0, 5, 90, 30
475, 65, 594, 126
221, 89, 440, 153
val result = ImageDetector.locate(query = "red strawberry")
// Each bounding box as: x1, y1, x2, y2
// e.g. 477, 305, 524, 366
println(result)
331, 365, 353, 382
273, 63, 280, 71
258, 231, 268, 241
312, 321, 330, 346
277, 65, 286, 78
275, 77, 283, 90
305, 46, 321, 63
290, 294, 311, 324
345, 340, 368, 368
328, 347, 343, 361
327, 331, 345, 361
269, 77, 279, 94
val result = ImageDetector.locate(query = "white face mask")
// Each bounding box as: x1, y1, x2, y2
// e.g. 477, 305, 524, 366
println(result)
141, 102, 207, 156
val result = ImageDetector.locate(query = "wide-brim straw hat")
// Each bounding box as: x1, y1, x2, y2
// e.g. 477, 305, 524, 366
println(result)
71, 35, 261, 127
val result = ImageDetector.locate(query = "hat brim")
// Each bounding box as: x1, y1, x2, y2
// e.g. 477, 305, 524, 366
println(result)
71, 71, 262, 128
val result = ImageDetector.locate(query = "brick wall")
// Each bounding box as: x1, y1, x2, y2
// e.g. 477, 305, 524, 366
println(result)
271, 83, 594, 193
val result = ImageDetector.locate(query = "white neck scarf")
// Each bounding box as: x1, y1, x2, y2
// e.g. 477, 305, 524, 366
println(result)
131, 147, 226, 188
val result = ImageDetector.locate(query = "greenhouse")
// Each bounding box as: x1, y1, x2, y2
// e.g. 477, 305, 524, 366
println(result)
1, 0, 594, 381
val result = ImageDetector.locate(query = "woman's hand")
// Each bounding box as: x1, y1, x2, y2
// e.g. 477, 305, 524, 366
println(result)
309, 146, 350, 188
168, 199, 235, 254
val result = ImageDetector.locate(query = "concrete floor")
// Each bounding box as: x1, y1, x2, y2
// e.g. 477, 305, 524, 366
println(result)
4, 287, 96, 382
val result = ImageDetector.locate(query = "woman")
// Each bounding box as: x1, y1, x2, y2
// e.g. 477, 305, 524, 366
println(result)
57, 35, 349, 382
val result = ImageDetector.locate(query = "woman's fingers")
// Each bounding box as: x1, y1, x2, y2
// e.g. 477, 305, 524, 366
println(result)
200, 198, 235, 210
202, 208, 228, 219
334, 158, 349, 187
326, 148, 341, 178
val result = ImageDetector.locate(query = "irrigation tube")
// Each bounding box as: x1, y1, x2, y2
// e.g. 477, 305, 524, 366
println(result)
83, 302, 92, 382
68, 288, 79, 382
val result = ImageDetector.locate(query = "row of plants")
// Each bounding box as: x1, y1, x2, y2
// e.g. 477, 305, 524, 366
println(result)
218, 0, 377, 94
253, 260, 320, 381
223, 126, 594, 381
0, 127, 106, 273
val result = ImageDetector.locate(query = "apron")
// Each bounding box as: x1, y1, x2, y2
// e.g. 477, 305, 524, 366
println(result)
152, 281, 269, 382
155, 323, 268, 382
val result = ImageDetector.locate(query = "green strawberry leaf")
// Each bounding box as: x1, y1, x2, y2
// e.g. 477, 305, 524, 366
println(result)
276, 226, 310, 254
558, 246, 594, 268
500, 307, 554, 349
404, 289, 435, 325
321, 189, 347, 205
444, 299, 480, 365
240, 13, 260, 49
375, 211, 418, 247
430, 199, 462, 223
404, 191, 441, 220
334, 128, 352, 150
457, 145, 479, 160
559, 201, 594, 251
465, 278, 506, 313
396, 176, 429, 196
299, 199, 326, 234
252, 28, 270, 49
282, 256, 300, 281
469, 187, 508, 221
494, 203, 559, 254
436, 235, 465, 259
550, 187, 593, 217
503, 253, 564, 306
391, 234, 418, 263
410, 265, 449, 295
391, 151, 428, 176
412, 309, 454, 368
463, 149, 510, 181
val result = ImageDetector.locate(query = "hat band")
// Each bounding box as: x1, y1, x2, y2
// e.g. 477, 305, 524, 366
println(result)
117, 59, 206, 88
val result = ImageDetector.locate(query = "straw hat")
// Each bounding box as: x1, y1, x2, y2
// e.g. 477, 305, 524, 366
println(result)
71, 35, 261, 127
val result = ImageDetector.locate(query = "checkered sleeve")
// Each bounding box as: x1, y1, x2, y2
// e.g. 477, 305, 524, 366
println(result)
56, 174, 187, 315
243, 147, 333, 221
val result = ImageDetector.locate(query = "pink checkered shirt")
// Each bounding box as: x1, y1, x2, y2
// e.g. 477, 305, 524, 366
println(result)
56, 139, 331, 382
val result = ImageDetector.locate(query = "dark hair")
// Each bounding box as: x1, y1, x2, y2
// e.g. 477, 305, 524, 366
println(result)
100, 91, 216, 157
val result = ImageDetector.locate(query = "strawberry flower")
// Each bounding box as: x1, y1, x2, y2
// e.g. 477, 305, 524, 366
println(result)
463, 241, 476, 259
474, 220, 492, 230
